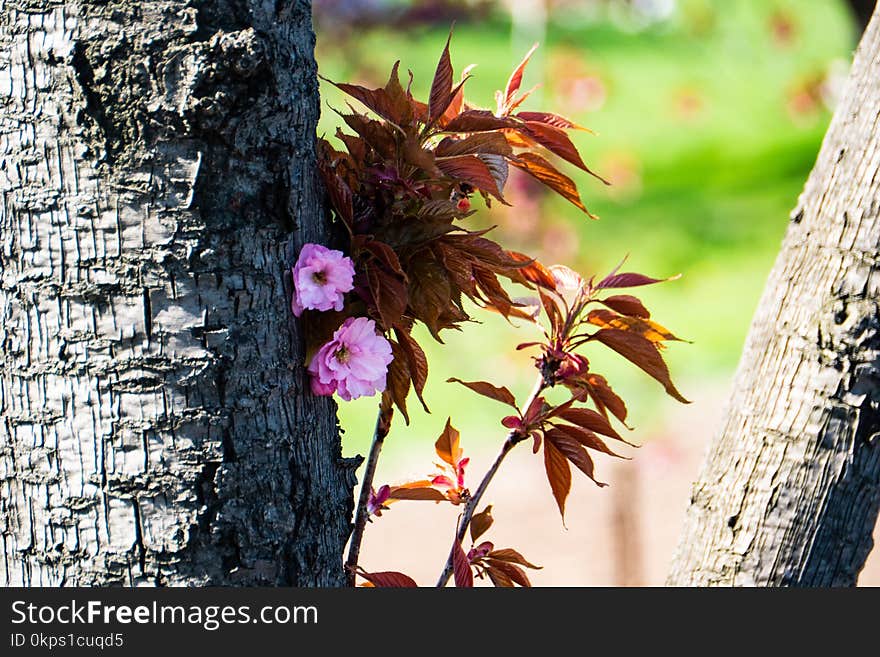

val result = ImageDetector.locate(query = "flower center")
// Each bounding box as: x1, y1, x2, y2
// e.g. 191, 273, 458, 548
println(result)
334, 345, 350, 364
312, 270, 327, 285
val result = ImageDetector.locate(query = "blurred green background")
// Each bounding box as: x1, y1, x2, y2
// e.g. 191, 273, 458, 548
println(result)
313, 0, 859, 466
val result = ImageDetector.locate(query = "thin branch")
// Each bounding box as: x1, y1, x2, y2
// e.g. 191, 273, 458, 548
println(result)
345, 407, 388, 586
436, 375, 546, 587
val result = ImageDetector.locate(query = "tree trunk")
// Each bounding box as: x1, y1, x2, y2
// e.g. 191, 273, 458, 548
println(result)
668, 7, 880, 587
846, 0, 876, 33
0, 0, 357, 586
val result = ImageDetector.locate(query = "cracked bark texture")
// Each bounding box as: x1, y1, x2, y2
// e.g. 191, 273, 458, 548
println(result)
0, 0, 358, 586
668, 7, 880, 587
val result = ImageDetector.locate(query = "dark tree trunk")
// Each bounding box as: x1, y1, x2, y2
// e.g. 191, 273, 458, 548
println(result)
0, 0, 357, 586
847, 0, 876, 32
668, 6, 880, 587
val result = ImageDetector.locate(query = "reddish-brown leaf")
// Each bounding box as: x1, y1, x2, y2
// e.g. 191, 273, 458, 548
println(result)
453, 539, 474, 588
546, 428, 605, 485
436, 132, 513, 158
444, 109, 519, 133
510, 152, 593, 216
328, 66, 411, 127
317, 161, 354, 228
339, 111, 397, 159
472, 267, 516, 316
386, 343, 411, 424
429, 32, 454, 123
357, 238, 406, 278
403, 137, 439, 175
520, 121, 607, 183
439, 65, 474, 127
539, 289, 564, 336
388, 485, 448, 502
358, 570, 418, 587
591, 329, 690, 403
384, 61, 414, 124
436, 155, 506, 202
434, 417, 462, 467
394, 328, 429, 411
447, 378, 518, 409
485, 559, 531, 587
486, 566, 515, 588
504, 43, 539, 109
506, 251, 557, 289
586, 308, 685, 344
407, 257, 455, 341
599, 294, 650, 318
334, 128, 367, 164
554, 407, 623, 442
478, 154, 509, 195
583, 374, 629, 425
516, 111, 590, 131
487, 548, 541, 569
552, 423, 627, 457
597, 271, 677, 289
367, 266, 408, 332
470, 505, 494, 542
543, 438, 572, 520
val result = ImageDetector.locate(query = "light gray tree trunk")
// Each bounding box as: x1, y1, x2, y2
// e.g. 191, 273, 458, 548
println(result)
668, 7, 880, 586
0, 0, 357, 586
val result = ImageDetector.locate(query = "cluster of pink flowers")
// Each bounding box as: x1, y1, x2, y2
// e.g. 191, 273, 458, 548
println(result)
292, 244, 393, 401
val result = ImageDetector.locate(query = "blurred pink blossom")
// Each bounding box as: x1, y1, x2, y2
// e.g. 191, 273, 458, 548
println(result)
291, 243, 355, 316
307, 317, 393, 401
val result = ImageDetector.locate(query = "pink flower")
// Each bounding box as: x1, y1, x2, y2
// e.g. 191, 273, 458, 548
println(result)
307, 317, 394, 401
291, 243, 355, 316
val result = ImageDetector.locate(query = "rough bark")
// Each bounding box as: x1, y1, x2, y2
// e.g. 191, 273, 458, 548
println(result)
0, 0, 357, 586
668, 8, 880, 587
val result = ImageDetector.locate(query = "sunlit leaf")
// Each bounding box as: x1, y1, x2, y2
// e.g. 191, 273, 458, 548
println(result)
435, 417, 463, 466
445, 109, 519, 132
553, 407, 624, 442
510, 152, 593, 216
520, 120, 608, 183
487, 548, 541, 569
516, 110, 592, 132
470, 505, 494, 542
447, 378, 518, 409
503, 43, 539, 110
552, 423, 628, 457
435, 132, 513, 158
545, 428, 605, 486
586, 309, 686, 344
591, 329, 690, 403
429, 31, 454, 123
599, 294, 650, 318
543, 438, 572, 520
388, 485, 448, 502
597, 271, 679, 290
485, 560, 531, 587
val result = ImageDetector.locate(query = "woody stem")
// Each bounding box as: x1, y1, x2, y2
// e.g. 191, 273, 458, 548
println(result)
435, 375, 547, 587
345, 407, 387, 586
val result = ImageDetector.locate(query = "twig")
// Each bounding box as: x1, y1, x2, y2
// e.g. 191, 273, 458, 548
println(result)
436, 375, 546, 587
344, 407, 387, 586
